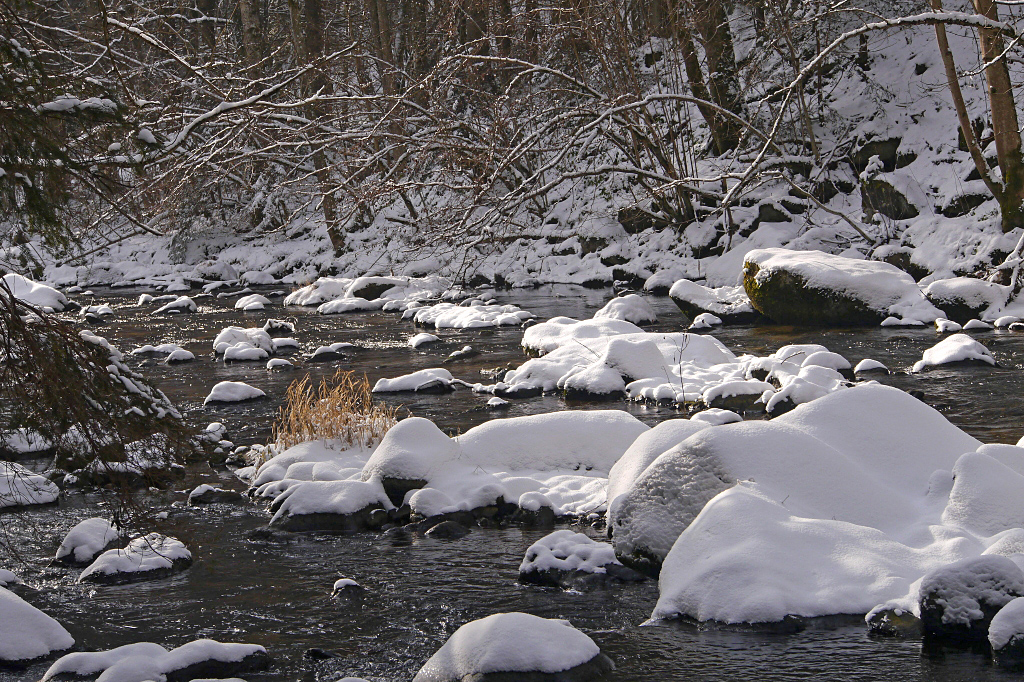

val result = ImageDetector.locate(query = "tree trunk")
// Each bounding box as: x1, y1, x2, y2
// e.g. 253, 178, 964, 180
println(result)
236, 0, 264, 68
973, 0, 1024, 232
197, 0, 217, 56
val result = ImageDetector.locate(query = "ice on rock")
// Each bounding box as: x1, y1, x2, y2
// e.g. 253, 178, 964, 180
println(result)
912, 333, 996, 372
593, 294, 657, 325
41, 639, 269, 682
78, 533, 192, 584
204, 381, 266, 405
412, 613, 610, 682
0, 273, 69, 311
0, 586, 74, 662
372, 368, 454, 393
55, 518, 119, 565
153, 295, 197, 314
234, 293, 271, 310
1, 461, 60, 508
620, 383, 982, 588
409, 332, 440, 348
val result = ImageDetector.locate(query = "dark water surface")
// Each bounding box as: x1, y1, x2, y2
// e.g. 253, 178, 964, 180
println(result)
4, 284, 1024, 681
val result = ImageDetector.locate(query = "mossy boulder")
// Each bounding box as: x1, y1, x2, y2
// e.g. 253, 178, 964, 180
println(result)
744, 261, 883, 326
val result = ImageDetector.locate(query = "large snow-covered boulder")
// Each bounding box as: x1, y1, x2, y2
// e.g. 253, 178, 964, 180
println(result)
54, 518, 120, 566
743, 248, 943, 326
412, 613, 613, 682
924, 277, 1007, 323
918, 556, 1024, 644
668, 280, 758, 324
78, 533, 192, 584
0, 586, 74, 662
1, 461, 60, 508
41, 639, 270, 682
613, 383, 980, 573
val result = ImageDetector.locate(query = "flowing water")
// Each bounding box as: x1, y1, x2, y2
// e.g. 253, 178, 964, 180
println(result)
4, 284, 1024, 681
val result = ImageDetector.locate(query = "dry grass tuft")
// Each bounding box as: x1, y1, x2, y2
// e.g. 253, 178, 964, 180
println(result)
272, 370, 400, 452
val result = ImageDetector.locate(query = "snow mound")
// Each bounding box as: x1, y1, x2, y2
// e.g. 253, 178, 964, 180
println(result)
410, 301, 534, 329
0, 586, 74, 662
1, 273, 68, 311
912, 333, 996, 372
55, 518, 119, 565
1, 461, 60, 508
78, 533, 191, 583
204, 381, 265, 405
372, 368, 454, 393
520, 530, 620, 575
413, 613, 604, 682
593, 294, 657, 324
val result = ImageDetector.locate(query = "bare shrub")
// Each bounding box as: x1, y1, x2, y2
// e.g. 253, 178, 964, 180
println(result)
271, 370, 400, 454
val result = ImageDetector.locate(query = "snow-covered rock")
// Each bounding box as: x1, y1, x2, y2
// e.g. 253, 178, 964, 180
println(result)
235, 293, 271, 310
222, 342, 269, 362
410, 302, 534, 329
1, 273, 69, 311
332, 577, 366, 596
744, 248, 944, 326
934, 318, 962, 333
0, 586, 74, 662
372, 368, 454, 393
412, 613, 613, 682
668, 280, 757, 323
54, 518, 119, 566
1, 461, 60, 508
519, 530, 637, 588
187, 484, 243, 505
309, 342, 354, 362
409, 333, 440, 348
912, 333, 996, 372
689, 312, 723, 330
165, 349, 195, 363
267, 358, 293, 370
204, 381, 266, 405
268, 478, 393, 531
41, 639, 270, 682
854, 358, 888, 373
964, 319, 992, 330
924, 277, 1007, 323
318, 297, 385, 314
622, 382, 978, 585
213, 326, 274, 354
153, 295, 197, 314
990, 597, 1024, 667
919, 556, 1024, 643
78, 533, 192, 584
593, 294, 657, 325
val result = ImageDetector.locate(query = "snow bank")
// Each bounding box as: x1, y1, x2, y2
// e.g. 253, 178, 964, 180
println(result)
55, 518, 119, 565
1, 273, 68, 311
593, 294, 657, 324
1, 461, 60, 508
912, 333, 996, 372
0, 586, 74, 662
204, 381, 266, 405
640, 384, 1024, 624
79, 533, 191, 584
413, 613, 605, 682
